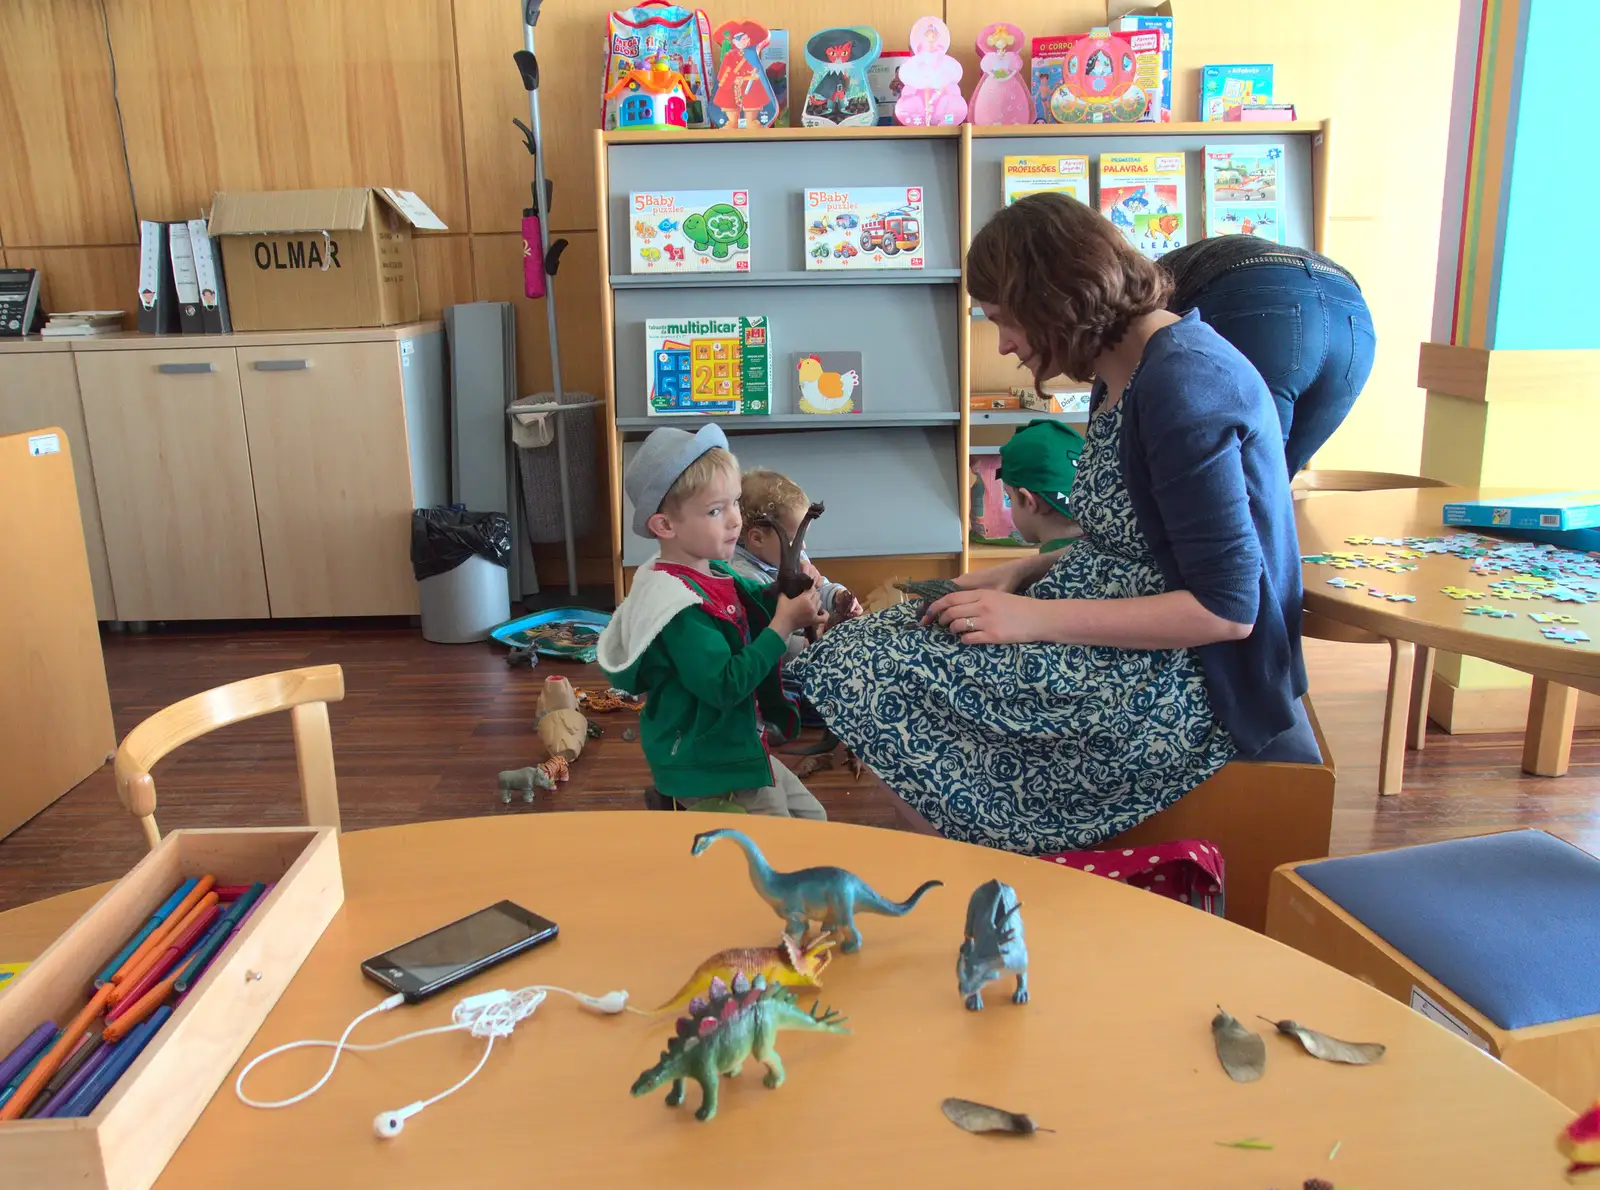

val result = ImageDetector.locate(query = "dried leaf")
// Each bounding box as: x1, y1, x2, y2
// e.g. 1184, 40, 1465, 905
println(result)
1212, 1007, 1266, 1082
1266, 1018, 1386, 1065
940, 1097, 1050, 1135
1214, 1138, 1274, 1150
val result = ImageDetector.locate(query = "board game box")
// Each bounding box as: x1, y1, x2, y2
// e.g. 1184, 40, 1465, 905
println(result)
803, 186, 925, 271
1003, 155, 1091, 207
1201, 63, 1274, 122
1098, 152, 1187, 259
1202, 144, 1284, 242
1443, 491, 1600, 533
628, 190, 751, 274
646, 316, 771, 415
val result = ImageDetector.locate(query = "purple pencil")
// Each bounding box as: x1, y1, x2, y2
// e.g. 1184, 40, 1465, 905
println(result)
175, 881, 274, 1005
39, 1040, 115, 1118
0, 1022, 57, 1088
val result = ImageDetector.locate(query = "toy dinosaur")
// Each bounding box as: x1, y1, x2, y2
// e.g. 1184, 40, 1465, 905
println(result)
630, 972, 848, 1121
497, 755, 569, 804
648, 933, 835, 1014
894, 577, 959, 604
751, 501, 825, 599
691, 828, 942, 953
956, 879, 1029, 1010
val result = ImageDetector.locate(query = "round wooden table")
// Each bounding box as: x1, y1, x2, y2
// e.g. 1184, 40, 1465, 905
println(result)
1297, 487, 1599, 696
0, 815, 1575, 1187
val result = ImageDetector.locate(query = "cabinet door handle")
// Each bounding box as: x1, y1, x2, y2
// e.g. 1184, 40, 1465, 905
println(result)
252, 359, 312, 372
157, 361, 215, 374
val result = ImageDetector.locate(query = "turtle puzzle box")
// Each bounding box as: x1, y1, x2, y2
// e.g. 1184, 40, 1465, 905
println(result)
628, 190, 751, 273
802, 186, 925, 271
646, 316, 771, 416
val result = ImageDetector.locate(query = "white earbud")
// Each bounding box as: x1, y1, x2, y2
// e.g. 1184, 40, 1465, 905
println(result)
373, 1101, 425, 1139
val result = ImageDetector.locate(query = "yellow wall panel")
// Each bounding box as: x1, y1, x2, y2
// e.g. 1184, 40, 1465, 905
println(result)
472, 231, 604, 399
3, 247, 139, 327
0, 1, 137, 246
104, 0, 470, 227
414, 235, 477, 320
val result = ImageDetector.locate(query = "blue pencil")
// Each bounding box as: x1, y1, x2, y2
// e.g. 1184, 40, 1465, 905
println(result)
0, 1028, 62, 1109
56, 1007, 170, 1118
0, 1021, 57, 1088
174, 882, 265, 995
95, 878, 198, 986
39, 1037, 113, 1118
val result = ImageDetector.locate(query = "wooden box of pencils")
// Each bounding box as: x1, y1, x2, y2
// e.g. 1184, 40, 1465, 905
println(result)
0, 826, 342, 1190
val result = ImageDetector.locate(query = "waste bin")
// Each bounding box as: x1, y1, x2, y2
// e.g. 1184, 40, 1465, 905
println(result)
411, 506, 513, 644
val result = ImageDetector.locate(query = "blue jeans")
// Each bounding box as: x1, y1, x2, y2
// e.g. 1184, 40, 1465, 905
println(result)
1185, 261, 1376, 475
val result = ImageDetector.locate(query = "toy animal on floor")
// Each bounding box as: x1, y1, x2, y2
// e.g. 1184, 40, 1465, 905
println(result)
648, 933, 836, 1015
690, 828, 941, 953
631, 972, 848, 1121
956, 879, 1029, 1010
497, 755, 569, 804
784, 729, 864, 780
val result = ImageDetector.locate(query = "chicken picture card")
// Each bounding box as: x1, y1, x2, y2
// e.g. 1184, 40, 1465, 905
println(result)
794, 351, 863, 414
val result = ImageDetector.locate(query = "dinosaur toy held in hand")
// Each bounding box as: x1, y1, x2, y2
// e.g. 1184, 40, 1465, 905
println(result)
751, 501, 825, 598
691, 828, 942, 953
956, 879, 1029, 1010
631, 972, 848, 1121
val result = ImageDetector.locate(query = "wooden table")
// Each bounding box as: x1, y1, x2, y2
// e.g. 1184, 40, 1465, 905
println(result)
1297, 487, 1599, 776
0, 814, 1575, 1187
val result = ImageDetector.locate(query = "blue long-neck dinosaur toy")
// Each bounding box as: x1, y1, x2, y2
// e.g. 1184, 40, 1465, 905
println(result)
691, 829, 942, 953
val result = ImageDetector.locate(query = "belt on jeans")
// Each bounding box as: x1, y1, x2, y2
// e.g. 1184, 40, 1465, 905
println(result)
1228, 253, 1358, 286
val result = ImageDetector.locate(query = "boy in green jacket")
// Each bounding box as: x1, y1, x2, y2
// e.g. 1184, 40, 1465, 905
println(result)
596, 424, 827, 817
999, 418, 1086, 554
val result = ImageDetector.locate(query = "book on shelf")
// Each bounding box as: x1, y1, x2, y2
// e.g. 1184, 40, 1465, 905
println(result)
1002, 156, 1091, 207
40, 310, 125, 338
1011, 387, 1091, 415
794, 351, 862, 414
0, 268, 43, 337
803, 186, 924, 271
1202, 144, 1285, 243
1098, 152, 1187, 260
647, 316, 771, 416
629, 190, 751, 274
1201, 63, 1274, 122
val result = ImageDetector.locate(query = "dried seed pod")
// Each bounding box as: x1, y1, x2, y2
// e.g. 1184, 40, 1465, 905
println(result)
1212, 1007, 1266, 1082
940, 1097, 1050, 1135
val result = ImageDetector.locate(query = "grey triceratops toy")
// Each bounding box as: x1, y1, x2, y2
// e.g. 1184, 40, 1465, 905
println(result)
957, 879, 1028, 1011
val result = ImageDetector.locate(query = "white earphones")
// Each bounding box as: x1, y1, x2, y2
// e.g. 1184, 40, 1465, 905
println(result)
236, 983, 631, 1139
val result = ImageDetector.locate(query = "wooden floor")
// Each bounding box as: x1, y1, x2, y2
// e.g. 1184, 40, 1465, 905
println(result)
0, 623, 1594, 912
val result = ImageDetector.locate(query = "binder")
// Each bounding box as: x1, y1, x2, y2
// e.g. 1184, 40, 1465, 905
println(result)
0, 268, 43, 337
185, 219, 232, 334
167, 222, 205, 334
136, 221, 178, 335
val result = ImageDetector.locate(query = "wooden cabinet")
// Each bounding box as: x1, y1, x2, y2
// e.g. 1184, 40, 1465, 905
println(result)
76, 347, 270, 621
238, 343, 419, 617
0, 349, 117, 619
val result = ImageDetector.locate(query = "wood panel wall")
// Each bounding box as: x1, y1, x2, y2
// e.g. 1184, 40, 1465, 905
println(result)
0, 0, 1461, 582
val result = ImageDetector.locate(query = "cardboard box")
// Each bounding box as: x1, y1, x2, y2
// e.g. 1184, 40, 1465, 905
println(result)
206, 187, 446, 331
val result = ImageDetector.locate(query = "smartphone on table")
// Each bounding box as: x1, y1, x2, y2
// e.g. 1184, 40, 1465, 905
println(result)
360, 900, 559, 1003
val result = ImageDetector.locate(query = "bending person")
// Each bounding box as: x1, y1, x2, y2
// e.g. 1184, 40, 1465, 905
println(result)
788, 194, 1317, 855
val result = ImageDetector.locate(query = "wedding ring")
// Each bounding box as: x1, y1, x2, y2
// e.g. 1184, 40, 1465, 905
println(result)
964, 616, 975, 633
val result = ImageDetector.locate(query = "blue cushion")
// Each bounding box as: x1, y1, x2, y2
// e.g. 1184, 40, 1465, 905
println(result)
1297, 830, 1600, 1030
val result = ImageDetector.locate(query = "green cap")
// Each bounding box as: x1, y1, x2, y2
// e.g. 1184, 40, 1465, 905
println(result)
998, 419, 1085, 516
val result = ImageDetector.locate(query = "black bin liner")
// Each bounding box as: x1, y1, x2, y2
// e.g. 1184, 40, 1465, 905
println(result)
411, 506, 513, 581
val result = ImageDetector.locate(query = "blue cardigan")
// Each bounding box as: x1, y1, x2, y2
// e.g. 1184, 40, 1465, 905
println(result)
1102, 310, 1309, 759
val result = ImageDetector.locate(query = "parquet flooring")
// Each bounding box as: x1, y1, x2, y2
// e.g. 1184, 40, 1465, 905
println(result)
0, 623, 1593, 912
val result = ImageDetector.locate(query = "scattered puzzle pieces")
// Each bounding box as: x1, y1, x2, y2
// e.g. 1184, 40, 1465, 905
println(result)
1541, 627, 1592, 645
1464, 605, 1516, 619
1530, 612, 1579, 625
1344, 536, 1373, 546
1386, 594, 1417, 602
1326, 577, 1365, 590
1441, 586, 1485, 600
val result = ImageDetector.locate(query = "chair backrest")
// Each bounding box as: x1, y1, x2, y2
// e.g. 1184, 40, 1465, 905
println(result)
1292, 470, 1450, 496
114, 664, 345, 850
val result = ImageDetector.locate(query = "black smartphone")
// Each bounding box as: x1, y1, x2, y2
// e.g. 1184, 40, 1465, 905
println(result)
360, 900, 559, 1003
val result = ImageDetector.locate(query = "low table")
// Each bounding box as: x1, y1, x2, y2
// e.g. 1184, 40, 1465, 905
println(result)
0, 814, 1576, 1187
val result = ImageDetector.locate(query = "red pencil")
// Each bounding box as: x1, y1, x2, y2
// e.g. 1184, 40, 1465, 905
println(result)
105, 904, 220, 1026
109, 892, 218, 1007
110, 875, 215, 985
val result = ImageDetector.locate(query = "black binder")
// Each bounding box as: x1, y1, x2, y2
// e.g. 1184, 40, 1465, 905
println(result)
137, 220, 178, 335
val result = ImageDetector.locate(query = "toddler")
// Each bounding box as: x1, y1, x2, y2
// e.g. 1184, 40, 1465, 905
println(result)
596, 425, 827, 818
998, 418, 1085, 553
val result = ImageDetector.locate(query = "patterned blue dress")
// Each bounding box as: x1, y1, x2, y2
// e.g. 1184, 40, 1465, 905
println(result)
789, 398, 1238, 854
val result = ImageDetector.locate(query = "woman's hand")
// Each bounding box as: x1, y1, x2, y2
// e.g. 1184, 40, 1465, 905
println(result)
923, 589, 1059, 646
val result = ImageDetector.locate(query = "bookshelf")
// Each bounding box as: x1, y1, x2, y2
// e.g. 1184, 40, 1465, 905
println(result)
595, 121, 1329, 596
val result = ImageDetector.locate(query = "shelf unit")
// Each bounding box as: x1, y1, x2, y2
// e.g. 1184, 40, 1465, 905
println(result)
595, 121, 1329, 598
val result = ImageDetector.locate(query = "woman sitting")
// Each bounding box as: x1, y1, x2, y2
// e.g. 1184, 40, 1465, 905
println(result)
788, 194, 1318, 855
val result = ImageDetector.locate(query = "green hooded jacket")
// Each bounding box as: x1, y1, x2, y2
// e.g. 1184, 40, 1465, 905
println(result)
596, 560, 801, 801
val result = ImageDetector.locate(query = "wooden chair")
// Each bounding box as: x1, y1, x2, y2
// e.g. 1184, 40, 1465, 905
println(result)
114, 665, 345, 850
1292, 469, 1449, 795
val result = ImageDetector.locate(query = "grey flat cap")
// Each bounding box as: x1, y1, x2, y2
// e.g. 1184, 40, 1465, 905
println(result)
625, 422, 730, 539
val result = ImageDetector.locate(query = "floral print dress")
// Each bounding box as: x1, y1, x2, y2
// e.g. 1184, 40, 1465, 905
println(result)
788, 398, 1237, 854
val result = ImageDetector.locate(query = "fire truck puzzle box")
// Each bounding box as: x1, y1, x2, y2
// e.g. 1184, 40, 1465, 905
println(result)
802, 186, 925, 271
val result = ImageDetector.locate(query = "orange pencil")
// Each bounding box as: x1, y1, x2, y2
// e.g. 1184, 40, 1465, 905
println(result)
108, 892, 218, 1007
102, 973, 180, 1043
111, 875, 215, 985
0, 983, 114, 1120
106, 903, 220, 1024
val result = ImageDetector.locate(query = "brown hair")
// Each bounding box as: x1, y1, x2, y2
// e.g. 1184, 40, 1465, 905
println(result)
966, 192, 1172, 385
738, 468, 808, 536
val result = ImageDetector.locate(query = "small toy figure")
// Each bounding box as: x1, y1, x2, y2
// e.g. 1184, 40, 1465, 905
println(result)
603, 55, 697, 131
708, 20, 781, 128
968, 23, 1030, 126
803, 27, 881, 128
649, 933, 835, 1014
894, 17, 967, 127
631, 973, 848, 1121
691, 828, 941, 952
497, 755, 569, 804
956, 879, 1029, 1010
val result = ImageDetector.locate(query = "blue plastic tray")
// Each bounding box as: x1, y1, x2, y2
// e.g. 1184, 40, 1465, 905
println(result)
489, 607, 612, 658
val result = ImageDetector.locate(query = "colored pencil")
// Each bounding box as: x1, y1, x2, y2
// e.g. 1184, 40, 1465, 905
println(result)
0, 1021, 57, 1087
0, 1030, 59, 1110
110, 875, 214, 986
39, 1037, 113, 1118
173, 882, 265, 994
0, 985, 113, 1119
58, 1007, 170, 1118
105, 903, 220, 1024
108, 891, 218, 1006
21, 1031, 98, 1118
212, 884, 253, 901
93, 877, 197, 987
